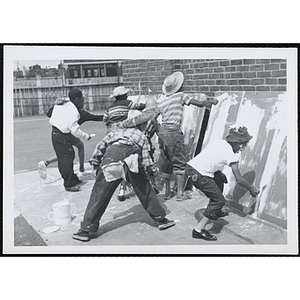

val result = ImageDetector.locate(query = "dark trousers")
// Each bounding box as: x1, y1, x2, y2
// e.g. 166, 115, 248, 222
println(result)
51, 126, 80, 188
186, 165, 226, 220
158, 128, 187, 175
81, 157, 166, 233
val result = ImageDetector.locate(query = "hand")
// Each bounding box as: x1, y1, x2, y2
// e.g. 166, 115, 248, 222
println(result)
88, 156, 102, 167
90, 133, 96, 138
146, 165, 158, 177
211, 99, 219, 105
250, 186, 260, 197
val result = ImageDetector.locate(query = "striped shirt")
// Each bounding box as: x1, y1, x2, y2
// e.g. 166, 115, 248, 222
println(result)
103, 99, 146, 127
93, 128, 153, 168
157, 92, 192, 127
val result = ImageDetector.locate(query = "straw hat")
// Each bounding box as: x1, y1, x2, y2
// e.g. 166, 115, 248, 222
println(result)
162, 72, 184, 95
226, 127, 253, 143
110, 86, 129, 98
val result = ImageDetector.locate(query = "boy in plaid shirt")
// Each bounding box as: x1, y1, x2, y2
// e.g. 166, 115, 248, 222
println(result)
72, 126, 175, 242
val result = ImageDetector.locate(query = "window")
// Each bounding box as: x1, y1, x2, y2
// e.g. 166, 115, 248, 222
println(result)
105, 63, 118, 77
94, 69, 99, 77
73, 70, 78, 78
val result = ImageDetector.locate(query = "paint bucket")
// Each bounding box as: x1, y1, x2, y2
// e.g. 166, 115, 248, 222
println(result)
47, 201, 71, 226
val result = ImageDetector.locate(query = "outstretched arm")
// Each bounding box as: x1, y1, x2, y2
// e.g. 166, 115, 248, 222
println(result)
190, 95, 218, 108
78, 109, 103, 125
230, 162, 260, 197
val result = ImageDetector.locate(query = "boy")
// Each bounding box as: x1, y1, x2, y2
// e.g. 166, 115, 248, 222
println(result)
186, 126, 260, 241
157, 71, 218, 200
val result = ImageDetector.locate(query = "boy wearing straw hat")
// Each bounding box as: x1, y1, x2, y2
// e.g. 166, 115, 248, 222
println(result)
186, 126, 260, 241
158, 71, 218, 200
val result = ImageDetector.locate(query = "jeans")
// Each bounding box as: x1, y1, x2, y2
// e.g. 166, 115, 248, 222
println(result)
158, 128, 187, 175
81, 147, 166, 232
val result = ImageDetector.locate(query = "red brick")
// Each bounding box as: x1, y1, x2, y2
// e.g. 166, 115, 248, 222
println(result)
243, 86, 256, 91
199, 86, 209, 92
209, 61, 219, 67
244, 72, 257, 78
251, 78, 264, 85
237, 65, 249, 72
266, 78, 278, 85
214, 67, 225, 73
238, 79, 251, 85
265, 64, 280, 70
231, 72, 244, 78
209, 86, 220, 92
228, 79, 238, 85
271, 86, 286, 91
216, 80, 227, 85
256, 59, 271, 64
272, 70, 286, 77
256, 86, 270, 91
257, 71, 272, 78
280, 63, 287, 69
203, 68, 214, 73
271, 59, 286, 63
230, 86, 243, 91
278, 78, 287, 85
231, 60, 243, 65
250, 65, 264, 71
243, 59, 256, 65
209, 73, 220, 79
220, 60, 230, 66
225, 66, 236, 72
205, 80, 215, 85
220, 86, 231, 91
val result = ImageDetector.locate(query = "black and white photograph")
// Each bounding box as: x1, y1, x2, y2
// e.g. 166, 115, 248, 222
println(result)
3, 45, 298, 255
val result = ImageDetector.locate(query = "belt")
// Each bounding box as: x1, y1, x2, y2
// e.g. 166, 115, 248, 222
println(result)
161, 124, 180, 131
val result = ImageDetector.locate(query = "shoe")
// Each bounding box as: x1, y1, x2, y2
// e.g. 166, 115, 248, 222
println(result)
192, 229, 217, 241
72, 229, 90, 241
218, 210, 229, 218
65, 185, 81, 192
157, 218, 175, 230
38, 161, 47, 179
176, 194, 190, 201
76, 179, 86, 186
164, 191, 176, 200
117, 195, 126, 202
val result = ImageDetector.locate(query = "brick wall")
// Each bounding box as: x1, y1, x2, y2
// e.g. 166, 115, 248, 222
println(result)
122, 59, 287, 97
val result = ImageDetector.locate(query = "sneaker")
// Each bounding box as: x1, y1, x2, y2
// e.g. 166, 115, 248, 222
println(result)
117, 195, 126, 202
164, 191, 176, 200
176, 194, 190, 201
38, 161, 47, 179
65, 185, 81, 192
157, 218, 175, 230
192, 229, 217, 241
72, 229, 90, 241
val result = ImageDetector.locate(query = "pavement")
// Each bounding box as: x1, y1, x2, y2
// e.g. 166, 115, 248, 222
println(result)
12, 163, 288, 254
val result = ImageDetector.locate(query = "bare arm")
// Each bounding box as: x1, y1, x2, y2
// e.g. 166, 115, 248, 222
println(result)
230, 162, 260, 197
189, 94, 218, 108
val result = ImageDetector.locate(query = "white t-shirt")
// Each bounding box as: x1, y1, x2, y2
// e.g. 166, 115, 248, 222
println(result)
49, 101, 89, 140
187, 139, 240, 177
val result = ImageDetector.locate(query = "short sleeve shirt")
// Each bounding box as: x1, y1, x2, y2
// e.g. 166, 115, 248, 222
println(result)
187, 139, 240, 177
157, 92, 191, 127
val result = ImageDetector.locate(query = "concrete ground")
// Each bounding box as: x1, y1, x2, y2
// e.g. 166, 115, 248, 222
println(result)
13, 163, 287, 254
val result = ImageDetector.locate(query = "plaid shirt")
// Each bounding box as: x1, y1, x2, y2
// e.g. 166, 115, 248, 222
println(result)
93, 128, 153, 167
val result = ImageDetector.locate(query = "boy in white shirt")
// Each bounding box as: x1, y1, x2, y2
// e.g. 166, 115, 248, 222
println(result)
49, 89, 95, 192
186, 126, 260, 241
